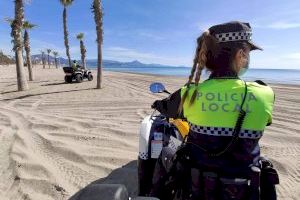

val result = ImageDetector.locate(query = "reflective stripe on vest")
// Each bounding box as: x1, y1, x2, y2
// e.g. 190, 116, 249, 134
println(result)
181, 79, 274, 131
188, 122, 263, 139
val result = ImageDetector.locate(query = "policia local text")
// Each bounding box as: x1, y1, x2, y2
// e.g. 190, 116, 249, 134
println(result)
196, 92, 257, 113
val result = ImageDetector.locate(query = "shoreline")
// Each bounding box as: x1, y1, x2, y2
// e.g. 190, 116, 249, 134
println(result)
2, 64, 299, 85
102, 69, 300, 87
100, 68, 300, 86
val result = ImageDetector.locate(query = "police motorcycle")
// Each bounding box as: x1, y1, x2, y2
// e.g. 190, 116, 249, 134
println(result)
138, 82, 279, 200
138, 82, 189, 197
63, 66, 93, 83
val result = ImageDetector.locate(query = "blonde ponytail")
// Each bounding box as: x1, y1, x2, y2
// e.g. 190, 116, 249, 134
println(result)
178, 31, 209, 114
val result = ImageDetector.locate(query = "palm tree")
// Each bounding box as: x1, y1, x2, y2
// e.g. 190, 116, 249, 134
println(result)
59, 0, 74, 67
92, 0, 103, 89
40, 50, 46, 68
23, 21, 36, 81
52, 51, 59, 68
9, 0, 29, 90
46, 49, 51, 68
76, 33, 87, 69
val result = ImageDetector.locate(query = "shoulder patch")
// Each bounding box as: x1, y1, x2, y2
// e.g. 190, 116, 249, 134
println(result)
254, 80, 268, 86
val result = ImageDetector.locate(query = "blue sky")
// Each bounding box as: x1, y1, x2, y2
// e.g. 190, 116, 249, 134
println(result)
0, 0, 300, 69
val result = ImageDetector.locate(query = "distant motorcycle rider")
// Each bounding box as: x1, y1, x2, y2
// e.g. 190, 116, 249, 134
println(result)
150, 21, 279, 200
72, 60, 83, 71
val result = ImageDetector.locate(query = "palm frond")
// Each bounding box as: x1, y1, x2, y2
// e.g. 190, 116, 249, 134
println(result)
76, 33, 84, 40
23, 20, 37, 30
4, 17, 14, 25
59, 0, 74, 7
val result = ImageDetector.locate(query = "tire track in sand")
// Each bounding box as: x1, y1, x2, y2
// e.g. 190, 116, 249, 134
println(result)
0, 106, 98, 199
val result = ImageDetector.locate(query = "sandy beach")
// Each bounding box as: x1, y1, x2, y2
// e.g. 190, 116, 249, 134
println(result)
0, 65, 299, 200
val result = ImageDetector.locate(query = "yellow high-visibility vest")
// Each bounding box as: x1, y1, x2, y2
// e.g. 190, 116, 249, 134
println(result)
181, 79, 274, 131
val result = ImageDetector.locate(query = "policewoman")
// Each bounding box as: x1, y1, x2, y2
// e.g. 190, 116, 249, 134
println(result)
150, 21, 278, 200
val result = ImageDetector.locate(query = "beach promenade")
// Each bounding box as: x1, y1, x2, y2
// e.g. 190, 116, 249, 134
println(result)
0, 65, 299, 200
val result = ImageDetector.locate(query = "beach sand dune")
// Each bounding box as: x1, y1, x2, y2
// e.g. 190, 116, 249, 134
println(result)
0, 65, 299, 200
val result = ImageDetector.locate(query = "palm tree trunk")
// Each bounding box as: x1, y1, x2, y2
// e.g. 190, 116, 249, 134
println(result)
80, 40, 86, 69
96, 36, 103, 89
24, 30, 33, 81
42, 53, 45, 69
13, 0, 29, 91
55, 57, 58, 68
48, 53, 50, 68
63, 6, 71, 67
15, 51, 29, 90
93, 0, 103, 89
42, 57, 45, 68
22, 49, 26, 64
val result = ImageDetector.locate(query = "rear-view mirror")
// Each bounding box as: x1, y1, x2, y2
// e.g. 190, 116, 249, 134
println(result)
149, 82, 166, 93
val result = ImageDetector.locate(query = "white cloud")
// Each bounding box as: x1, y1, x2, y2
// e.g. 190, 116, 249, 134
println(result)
0, 35, 87, 59
0, 41, 14, 56
30, 39, 64, 53
268, 21, 300, 29
196, 22, 215, 31
251, 52, 300, 69
104, 28, 166, 42
254, 21, 300, 29
69, 45, 80, 56
30, 39, 80, 58
284, 53, 300, 60
260, 44, 278, 49
72, 30, 96, 41
103, 47, 300, 69
41, 31, 59, 36
137, 31, 165, 41
104, 46, 191, 66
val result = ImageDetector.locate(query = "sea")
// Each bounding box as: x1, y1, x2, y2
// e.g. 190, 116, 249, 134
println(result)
89, 65, 300, 85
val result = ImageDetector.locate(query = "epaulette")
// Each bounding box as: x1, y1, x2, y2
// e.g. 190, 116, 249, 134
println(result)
254, 80, 268, 86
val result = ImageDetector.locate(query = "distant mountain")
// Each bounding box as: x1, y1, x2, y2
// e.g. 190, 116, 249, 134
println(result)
31, 54, 188, 68
87, 59, 188, 68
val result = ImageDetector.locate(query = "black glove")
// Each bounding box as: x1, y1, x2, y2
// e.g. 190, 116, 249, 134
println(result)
151, 100, 160, 109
